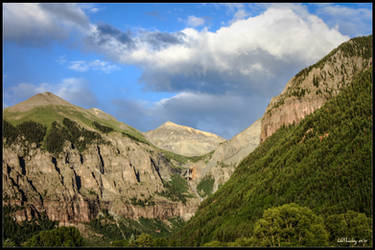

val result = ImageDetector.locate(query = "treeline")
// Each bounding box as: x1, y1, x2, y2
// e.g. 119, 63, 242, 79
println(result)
4, 118, 106, 155
170, 67, 372, 246
46, 118, 104, 154
3, 120, 46, 146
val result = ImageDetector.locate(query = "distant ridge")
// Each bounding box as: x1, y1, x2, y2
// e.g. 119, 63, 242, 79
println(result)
159, 121, 224, 139
145, 121, 226, 157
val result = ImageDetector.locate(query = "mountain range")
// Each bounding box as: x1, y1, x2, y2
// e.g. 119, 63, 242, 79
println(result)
2, 34, 372, 247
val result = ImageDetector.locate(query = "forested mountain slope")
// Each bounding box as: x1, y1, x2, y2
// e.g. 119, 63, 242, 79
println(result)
171, 67, 372, 246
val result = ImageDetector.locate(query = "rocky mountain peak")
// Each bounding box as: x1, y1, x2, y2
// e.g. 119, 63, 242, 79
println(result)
163, 121, 177, 126
158, 121, 224, 139
145, 121, 225, 157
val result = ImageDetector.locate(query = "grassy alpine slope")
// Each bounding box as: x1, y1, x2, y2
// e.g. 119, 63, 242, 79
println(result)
170, 67, 372, 246
3, 103, 149, 146
3, 93, 209, 165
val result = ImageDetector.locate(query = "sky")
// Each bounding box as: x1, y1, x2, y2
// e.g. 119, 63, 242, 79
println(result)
3, 3, 372, 139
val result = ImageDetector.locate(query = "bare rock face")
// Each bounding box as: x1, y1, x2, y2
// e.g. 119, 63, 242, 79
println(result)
260, 35, 373, 143
144, 121, 226, 157
211, 118, 261, 167
3, 134, 200, 224
184, 118, 262, 195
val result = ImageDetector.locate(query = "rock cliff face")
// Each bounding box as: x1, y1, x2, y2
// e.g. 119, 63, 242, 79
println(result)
260, 35, 372, 142
3, 133, 200, 224
182, 119, 262, 195
144, 121, 225, 157
211, 118, 261, 167
3, 93, 200, 224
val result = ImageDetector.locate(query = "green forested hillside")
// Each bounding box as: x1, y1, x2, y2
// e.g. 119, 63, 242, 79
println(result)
171, 67, 372, 246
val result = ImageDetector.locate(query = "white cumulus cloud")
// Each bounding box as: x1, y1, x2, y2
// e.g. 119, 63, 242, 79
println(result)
86, 4, 352, 138
94, 5, 348, 97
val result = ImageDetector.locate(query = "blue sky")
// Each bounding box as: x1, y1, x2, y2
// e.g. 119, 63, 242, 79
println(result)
3, 3, 372, 139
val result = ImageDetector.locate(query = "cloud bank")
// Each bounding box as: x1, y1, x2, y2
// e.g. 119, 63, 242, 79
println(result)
5, 3, 366, 138
87, 5, 349, 98
3, 3, 89, 45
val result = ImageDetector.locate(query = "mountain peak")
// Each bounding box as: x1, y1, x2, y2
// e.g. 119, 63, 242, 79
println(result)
158, 121, 223, 139
161, 121, 192, 130
39, 91, 54, 96
5, 92, 74, 113
145, 121, 225, 156
163, 121, 179, 127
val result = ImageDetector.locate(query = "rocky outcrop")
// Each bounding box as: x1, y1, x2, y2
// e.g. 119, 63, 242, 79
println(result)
261, 96, 327, 142
3, 121, 200, 224
185, 118, 262, 195
260, 35, 373, 143
211, 118, 261, 167
144, 121, 225, 157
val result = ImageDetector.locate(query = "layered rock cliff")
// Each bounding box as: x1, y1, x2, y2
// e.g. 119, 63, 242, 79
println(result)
3, 93, 200, 224
144, 121, 225, 157
3, 138, 199, 224
260, 35, 372, 142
